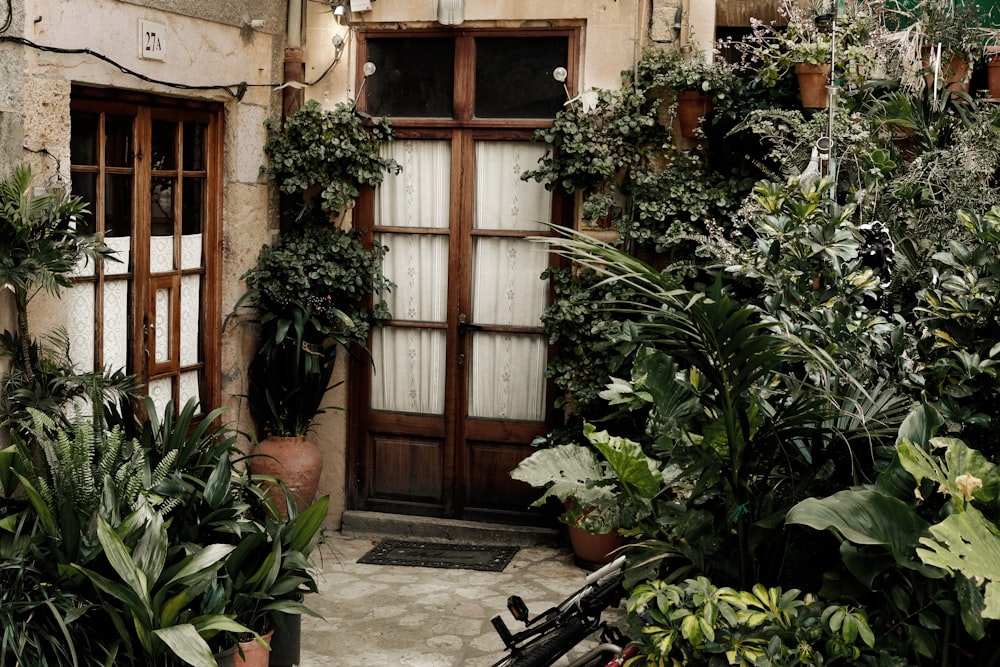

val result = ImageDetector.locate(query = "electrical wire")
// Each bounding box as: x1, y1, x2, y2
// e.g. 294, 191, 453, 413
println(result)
1, 32, 352, 99
0, 0, 12, 33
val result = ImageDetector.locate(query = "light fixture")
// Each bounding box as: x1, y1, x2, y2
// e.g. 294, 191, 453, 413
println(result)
355, 61, 377, 102
332, 2, 350, 26
437, 0, 464, 26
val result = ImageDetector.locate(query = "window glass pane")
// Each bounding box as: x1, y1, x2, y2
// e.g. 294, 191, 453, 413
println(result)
366, 38, 454, 117
71, 113, 99, 166
183, 123, 206, 171
182, 179, 203, 235
105, 115, 134, 168
71, 172, 97, 234
151, 177, 174, 236
151, 120, 177, 170
105, 173, 133, 237
475, 37, 568, 118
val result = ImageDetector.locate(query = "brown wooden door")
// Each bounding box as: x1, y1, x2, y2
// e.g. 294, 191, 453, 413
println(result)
348, 28, 578, 522
352, 131, 560, 522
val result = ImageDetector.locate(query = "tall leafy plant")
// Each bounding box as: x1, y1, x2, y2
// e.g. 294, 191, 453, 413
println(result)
232, 222, 392, 437
0, 164, 135, 435
540, 229, 840, 588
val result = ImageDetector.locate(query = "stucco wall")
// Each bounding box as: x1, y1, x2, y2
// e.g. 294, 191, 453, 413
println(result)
5, 0, 723, 531
5, 0, 285, 481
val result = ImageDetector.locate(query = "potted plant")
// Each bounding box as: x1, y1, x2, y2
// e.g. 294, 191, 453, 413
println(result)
908, 0, 986, 93
739, 0, 889, 107
635, 46, 735, 138
223, 495, 328, 667
0, 163, 136, 435
511, 422, 664, 567
263, 99, 400, 218
230, 209, 392, 517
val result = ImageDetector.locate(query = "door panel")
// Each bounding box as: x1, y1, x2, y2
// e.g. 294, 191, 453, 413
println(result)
355, 137, 555, 521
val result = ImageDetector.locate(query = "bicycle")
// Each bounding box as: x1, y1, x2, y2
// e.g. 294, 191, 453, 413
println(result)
489, 555, 634, 667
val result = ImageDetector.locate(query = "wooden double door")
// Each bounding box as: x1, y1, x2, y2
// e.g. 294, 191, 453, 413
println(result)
350, 130, 564, 523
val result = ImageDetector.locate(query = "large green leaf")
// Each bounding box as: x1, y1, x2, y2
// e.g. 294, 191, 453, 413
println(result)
152, 624, 216, 667
285, 495, 329, 554
96, 516, 152, 614
786, 489, 934, 567
917, 507, 1000, 618
585, 425, 662, 498
510, 443, 610, 506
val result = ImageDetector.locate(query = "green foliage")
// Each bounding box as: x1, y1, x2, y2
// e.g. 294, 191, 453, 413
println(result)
262, 99, 400, 216
635, 46, 736, 96
0, 397, 327, 666
510, 423, 663, 535
626, 576, 889, 666
737, 0, 893, 90
913, 208, 1000, 446
233, 222, 393, 437
785, 404, 1000, 662
0, 163, 135, 435
540, 266, 639, 419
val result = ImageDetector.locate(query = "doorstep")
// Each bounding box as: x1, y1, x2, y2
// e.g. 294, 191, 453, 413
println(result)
339, 510, 562, 547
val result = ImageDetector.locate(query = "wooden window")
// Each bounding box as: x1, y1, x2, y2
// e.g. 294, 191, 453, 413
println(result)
68, 87, 223, 416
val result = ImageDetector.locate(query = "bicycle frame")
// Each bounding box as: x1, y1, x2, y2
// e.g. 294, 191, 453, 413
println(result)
490, 556, 627, 667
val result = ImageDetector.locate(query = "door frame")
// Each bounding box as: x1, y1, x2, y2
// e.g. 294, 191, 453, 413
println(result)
345, 27, 580, 521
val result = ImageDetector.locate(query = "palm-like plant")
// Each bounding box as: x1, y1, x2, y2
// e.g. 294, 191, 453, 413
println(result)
539, 227, 849, 587
0, 164, 112, 382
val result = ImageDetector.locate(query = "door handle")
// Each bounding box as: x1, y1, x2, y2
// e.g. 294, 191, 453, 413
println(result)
458, 313, 483, 333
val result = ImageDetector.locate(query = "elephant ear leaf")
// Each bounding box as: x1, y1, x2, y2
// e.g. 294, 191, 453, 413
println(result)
510, 444, 607, 506
917, 507, 1000, 620
786, 489, 935, 572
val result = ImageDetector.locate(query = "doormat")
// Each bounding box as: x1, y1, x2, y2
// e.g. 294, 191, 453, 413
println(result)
357, 539, 519, 572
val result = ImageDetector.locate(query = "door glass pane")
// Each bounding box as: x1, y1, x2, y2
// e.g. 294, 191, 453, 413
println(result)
71, 172, 97, 234
180, 276, 201, 366
105, 173, 133, 237
376, 141, 451, 229
151, 177, 174, 236
469, 332, 546, 420
183, 123, 206, 171
103, 279, 131, 370
378, 233, 448, 323
475, 37, 568, 118
71, 113, 99, 165
473, 237, 548, 327
182, 179, 204, 234
155, 286, 173, 364
105, 115, 134, 168
371, 327, 447, 414
151, 120, 177, 170
365, 38, 454, 117
474, 142, 551, 231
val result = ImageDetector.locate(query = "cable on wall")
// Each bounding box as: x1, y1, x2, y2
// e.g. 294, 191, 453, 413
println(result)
1, 33, 352, 100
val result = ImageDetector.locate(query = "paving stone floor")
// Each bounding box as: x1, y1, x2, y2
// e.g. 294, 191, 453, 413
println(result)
296, 533, 626, 666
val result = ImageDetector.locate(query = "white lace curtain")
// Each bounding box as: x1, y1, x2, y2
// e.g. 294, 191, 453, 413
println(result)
371, 139, 550, 421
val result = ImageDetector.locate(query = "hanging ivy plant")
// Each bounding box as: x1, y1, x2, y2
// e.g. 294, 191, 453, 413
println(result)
262, 99, 401, 216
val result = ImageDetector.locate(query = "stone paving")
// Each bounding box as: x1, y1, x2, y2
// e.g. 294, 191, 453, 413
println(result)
297, 533, 626, 666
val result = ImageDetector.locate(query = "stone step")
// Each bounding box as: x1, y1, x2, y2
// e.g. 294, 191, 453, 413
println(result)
340, 510, 562, 547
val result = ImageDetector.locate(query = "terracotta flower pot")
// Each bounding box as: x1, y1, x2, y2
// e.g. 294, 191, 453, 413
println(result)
795, 63, 831, 109
921, 48, 971, 94
676, 90, 713, 139
566, 523, 626, 570
251, 435, 323, 518
987, 53, 1000, 99
233, 630, 273, 667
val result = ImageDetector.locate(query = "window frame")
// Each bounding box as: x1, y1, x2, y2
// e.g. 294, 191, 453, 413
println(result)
69, 86, 224, 416
357, 27, 581, 129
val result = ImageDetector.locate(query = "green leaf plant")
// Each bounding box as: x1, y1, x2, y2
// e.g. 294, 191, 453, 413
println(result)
535, 227, 860, 590
787, 403, 1000, 664
262, 99, 400, 219
625, 575, 886, 666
